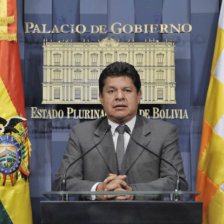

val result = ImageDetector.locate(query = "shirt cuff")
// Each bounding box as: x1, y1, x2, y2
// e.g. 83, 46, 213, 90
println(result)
90, 182, 101, 200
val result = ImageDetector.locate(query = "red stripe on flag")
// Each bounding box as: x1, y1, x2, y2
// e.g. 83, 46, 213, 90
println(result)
196, 168, 218, 219
0, 41, 26, 120
198, 120, 212, 162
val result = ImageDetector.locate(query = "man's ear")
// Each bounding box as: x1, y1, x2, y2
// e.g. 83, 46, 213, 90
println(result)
137, 90, 142, 103
99, 92, 103, 104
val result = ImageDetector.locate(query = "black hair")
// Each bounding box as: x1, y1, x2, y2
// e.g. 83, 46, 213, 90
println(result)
99, 61, 141, 94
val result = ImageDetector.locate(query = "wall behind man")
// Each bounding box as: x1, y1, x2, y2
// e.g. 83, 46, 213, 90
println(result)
17, 0, 219, 223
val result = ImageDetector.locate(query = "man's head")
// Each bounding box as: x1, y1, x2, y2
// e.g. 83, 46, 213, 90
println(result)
99, 62, 142, 124
99, 62, 141, 94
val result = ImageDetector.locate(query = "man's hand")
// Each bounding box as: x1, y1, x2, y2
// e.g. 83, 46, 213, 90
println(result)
96, 174, 125, 200
104, 174, 128, 191
114, 187, 134, 200
103, 174, 134, 200
96, 182, 107, 200
104, 174, 127, 185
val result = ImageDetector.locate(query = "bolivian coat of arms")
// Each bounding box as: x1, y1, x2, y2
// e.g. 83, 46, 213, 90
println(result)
0, 116, 30, 186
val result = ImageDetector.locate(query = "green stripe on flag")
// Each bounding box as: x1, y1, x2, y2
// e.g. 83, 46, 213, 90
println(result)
0, 201, 13, 224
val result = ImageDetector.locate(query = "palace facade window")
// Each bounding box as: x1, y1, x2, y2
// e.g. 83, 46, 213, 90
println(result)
105, 53, 112, 65
157, 88, 163, 100
91, 53, 98, 65
90, 69, 98, 80
136, 53, 143, 65
156, 53, 164, 65
53, 69, 62, 80
53, 53, 61, 66
73, 69, 82, 80
54, 88, 60, 100
74, 53, 82, 66
74, 88, 81, 100
91, 87, 98, 100
156, 69, 164, 80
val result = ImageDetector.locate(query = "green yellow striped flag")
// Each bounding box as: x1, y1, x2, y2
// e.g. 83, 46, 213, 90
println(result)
0, 0, 33, 223
196, 2, 224, 224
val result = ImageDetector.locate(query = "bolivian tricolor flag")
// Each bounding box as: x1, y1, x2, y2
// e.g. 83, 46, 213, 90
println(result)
0, 0, 33, 223
196, 2, 224, 224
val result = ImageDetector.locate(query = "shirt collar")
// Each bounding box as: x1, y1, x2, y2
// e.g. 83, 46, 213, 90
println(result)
108, 116, 136, 135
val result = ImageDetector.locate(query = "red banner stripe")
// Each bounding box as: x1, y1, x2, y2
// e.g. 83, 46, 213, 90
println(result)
0, 41, 26, 120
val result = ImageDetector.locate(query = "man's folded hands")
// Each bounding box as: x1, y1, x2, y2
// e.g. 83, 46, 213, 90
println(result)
96, 173, 134, 200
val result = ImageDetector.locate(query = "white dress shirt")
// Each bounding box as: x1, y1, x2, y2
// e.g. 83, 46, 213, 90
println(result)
108, 116, 136, 151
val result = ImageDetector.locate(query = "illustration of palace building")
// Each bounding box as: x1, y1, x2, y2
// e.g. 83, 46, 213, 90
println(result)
42, 38, 176, 104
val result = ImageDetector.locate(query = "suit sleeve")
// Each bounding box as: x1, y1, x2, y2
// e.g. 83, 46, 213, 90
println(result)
53, 126, 97, 191
130, 125, 188, 197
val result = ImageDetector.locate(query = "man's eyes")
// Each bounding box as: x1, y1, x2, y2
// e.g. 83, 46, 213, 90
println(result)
108, 90, 115, 94
107, 89, 132, 94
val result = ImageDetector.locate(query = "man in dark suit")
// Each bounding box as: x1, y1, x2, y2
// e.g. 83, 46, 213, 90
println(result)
54, 62, 188, 200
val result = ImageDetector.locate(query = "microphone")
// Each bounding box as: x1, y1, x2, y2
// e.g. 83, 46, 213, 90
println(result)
125, 128, 180, 195
61, 125, 111, 192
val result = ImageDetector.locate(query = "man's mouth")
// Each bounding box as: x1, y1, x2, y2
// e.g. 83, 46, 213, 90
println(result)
113, 105, 127, 108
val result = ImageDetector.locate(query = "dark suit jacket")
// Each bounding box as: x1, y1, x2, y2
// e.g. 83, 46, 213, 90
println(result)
53, 115, 188, 195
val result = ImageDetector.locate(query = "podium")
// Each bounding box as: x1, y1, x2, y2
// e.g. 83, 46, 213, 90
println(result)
40, 191, 202, 224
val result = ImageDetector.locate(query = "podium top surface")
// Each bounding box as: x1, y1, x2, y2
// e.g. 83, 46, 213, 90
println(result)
43, 190, 199, 196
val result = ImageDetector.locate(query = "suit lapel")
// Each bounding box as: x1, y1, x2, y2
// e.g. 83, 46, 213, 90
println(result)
93, 118, 118, 174
121, 116, 152, 175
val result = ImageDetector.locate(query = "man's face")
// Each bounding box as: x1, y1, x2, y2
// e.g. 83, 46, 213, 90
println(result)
99, 76, 141, 124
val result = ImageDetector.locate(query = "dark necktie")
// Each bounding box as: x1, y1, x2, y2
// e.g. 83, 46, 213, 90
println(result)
116, 125, 128, 172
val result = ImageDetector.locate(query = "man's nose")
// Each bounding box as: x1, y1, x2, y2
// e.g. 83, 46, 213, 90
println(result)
115, 90, 125, 100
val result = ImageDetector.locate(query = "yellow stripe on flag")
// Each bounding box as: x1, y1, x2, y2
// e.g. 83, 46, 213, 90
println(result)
204, 75, 224, 128
0, 0, 8, 33
0, 175, 33, 224
204, 189, 224, 224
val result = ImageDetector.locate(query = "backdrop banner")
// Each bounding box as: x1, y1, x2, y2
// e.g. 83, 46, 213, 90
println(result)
13, 0, 221, 223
